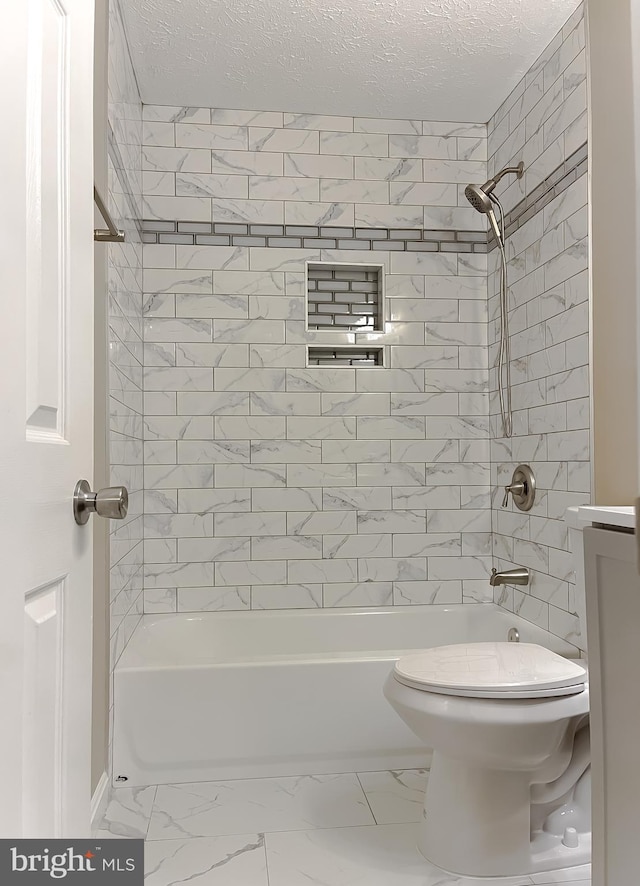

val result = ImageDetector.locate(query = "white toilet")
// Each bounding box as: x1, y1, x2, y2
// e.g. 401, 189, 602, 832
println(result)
383, 509, 591, 878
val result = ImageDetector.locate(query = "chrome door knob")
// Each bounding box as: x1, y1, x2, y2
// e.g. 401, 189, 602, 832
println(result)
73, 479, 129, 525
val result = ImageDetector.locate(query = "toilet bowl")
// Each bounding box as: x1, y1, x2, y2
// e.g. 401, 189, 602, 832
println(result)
384, 641, 591, 878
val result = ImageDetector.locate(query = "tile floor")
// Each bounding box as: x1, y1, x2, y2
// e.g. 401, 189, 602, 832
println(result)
94, 770, 591, 886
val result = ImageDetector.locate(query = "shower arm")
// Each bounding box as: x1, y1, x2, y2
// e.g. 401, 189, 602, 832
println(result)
483, 161, 525, 196
491, 164, 524, 185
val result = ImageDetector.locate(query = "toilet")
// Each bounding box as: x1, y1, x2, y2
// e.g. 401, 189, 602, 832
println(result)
383, 508, 591, 878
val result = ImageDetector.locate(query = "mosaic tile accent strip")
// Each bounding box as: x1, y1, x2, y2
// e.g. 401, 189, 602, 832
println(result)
307, 263, 382, 331
141, 220, 489, 252
497, 142, 588, 247
307, 346, 384, 366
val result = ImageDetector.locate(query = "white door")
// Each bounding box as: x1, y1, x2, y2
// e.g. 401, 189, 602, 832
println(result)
0, 0, 95, 837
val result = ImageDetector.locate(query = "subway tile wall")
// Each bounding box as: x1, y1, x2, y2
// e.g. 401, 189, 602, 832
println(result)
140, 107, 494, 613
108, 0, 143, 684
487, 3, 589, 650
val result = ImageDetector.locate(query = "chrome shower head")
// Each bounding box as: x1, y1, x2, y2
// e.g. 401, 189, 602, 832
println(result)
464, 161, 525, 215
464, 183, 494, 215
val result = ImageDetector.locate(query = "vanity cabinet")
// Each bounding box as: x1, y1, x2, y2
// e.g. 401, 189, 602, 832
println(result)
584, 525, 640, 886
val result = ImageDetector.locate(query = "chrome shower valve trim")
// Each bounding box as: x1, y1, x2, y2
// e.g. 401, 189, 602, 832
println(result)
502, 464, 536, 512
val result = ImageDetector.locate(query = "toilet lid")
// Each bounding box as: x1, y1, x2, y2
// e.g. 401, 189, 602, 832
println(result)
394, 642, 587, 699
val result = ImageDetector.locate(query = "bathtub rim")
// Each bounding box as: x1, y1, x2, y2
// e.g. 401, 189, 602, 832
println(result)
117, 602, 581, 671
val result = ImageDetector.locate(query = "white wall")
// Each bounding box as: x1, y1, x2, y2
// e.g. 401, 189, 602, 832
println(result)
588, 0, 640, 505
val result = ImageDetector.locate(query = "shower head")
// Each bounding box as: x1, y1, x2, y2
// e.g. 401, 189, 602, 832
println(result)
464, 183, 494, 215
464, 161, 525, 215
465, 166, 524, 442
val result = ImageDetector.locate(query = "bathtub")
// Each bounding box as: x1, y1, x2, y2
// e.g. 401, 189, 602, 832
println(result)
112, 603, 578, 786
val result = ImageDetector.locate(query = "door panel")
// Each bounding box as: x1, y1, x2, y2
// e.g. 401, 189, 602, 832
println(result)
23, 578, 65, 835
0, 0, 95, 837
25, 0, 69, 438
584, 527, 640, 886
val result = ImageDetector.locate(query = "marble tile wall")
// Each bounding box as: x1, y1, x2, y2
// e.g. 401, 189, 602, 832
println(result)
141, 109, 488, 233
140, 106, 493, 612
487, 2, 590, 649
108, 1, 144, 678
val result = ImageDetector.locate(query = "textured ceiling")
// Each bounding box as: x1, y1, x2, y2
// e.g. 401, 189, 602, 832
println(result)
121, 0, 579, 122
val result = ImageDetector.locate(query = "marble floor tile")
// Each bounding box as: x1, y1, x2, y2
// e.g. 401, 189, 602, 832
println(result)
357, 769, 428, 825
534, 882, 589, 886
265, 823, 535, 886
94, 786, 157, 839
145, 834, 268, 886
531, 866, 591, 883
147, 774, 375, 841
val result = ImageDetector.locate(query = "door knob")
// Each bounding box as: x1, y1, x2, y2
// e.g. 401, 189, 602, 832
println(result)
73, 479, 129, 525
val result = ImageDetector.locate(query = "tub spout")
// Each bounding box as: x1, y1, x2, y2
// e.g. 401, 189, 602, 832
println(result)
490, 567, 530, 587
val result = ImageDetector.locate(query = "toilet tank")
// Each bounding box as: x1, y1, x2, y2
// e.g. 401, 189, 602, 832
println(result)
565, 506, 587, 652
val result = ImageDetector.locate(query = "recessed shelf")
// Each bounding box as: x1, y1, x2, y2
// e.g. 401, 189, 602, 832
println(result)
307, 346, 385, 367
306, 262, 385, 333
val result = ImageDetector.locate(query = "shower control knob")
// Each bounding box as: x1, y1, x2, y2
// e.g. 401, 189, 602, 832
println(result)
501, 465, 536, 512
73, 479, 129, 525
502, 481, 526, 508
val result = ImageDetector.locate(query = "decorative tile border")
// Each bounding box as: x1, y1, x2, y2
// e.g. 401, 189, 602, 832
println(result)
139, 141, 587, 255
140, 220, 489, 253
500, 141, 588, 245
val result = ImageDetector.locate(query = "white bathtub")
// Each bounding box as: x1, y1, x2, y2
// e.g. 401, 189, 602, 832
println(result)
112, 603, 578, 786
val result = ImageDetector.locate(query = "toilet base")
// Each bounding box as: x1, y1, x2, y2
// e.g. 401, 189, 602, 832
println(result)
418, 752, 591, 877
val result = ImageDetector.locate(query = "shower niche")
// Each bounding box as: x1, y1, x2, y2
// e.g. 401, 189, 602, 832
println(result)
306, 261, 385, 333
305, 261, 386, 366
306, 346, 385, 367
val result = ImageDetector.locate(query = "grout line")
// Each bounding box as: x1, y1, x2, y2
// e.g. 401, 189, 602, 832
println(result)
355, 772, 379, 825
144, 820, 415, 842
263, 831, 272, 886
144, 784, 159, 840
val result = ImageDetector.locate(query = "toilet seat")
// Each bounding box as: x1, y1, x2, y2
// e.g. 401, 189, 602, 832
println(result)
394, 642, 587, 699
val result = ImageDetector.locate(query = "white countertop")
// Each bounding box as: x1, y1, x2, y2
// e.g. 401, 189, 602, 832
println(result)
577, 505, 635, 529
